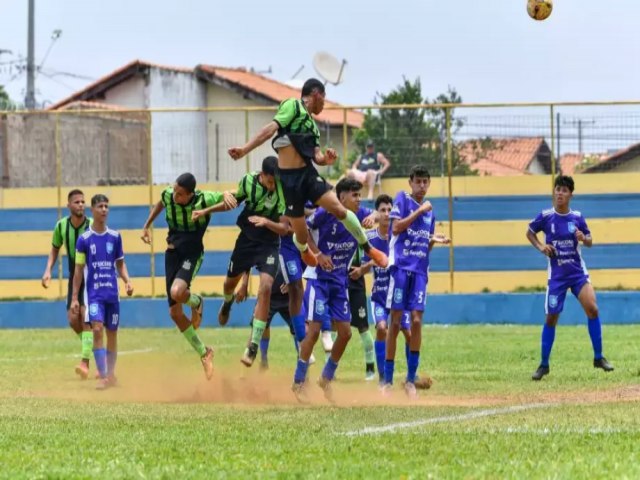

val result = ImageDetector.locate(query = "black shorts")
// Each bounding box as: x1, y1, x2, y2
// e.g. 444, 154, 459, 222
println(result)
277, 165, 332, 217
66, 275, 85, 311
228, 233, 279, 279
165, 248, 203, 306
259, 298, 294, 335
349, 287, 369, 331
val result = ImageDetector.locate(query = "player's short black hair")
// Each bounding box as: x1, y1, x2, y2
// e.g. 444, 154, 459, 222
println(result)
261, 156, 278, 176
375, 193, 393, 210
67, 189, 84, 200
301, 78, 325, 97
409, 165, 431, 180
175, 172, 197, 194
336, 178, 362, 197
91, 194, 109, 206
554, 175, 575, 193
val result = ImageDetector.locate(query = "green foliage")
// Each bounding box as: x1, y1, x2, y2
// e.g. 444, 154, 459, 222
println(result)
0, 85, 16, 111
351, 78, 475, 177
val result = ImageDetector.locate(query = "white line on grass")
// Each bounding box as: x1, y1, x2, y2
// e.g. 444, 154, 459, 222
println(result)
342, 403, 557, 437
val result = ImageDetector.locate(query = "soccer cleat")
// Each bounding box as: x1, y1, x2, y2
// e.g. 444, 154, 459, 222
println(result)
380, 383, 393, 397
308, 353, 316, 365
365, 363, 376, 381
259, 359, 269, 371
300, 247, 318, 267
366, 246, 388, 269
414, 375, 433, 390
75, 362, 89, 380
217, 298, 234, 326
200, 346, 214, 380
191, 294, 204, 330
404, 381, 418, 399
531, 365, 550, 381
594, 357, 614, 372
291, 381, 310, 404
240, 343, 258, 367
317, 376, 335, 404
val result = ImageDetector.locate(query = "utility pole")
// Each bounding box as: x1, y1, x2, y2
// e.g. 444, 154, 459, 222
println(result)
25, 0, 36, 109
562, 117, 596, 154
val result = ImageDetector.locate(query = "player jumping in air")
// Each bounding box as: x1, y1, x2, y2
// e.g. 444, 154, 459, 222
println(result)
527, 175, 614, 381
71, 194, 133, 390
141, 173, 235, 379
42, 189, 93, 379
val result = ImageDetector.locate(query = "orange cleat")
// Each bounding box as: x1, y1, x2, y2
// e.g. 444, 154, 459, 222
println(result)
367, 247, 388, 268
75, 362, 89, 380
300, 247, 318, 267
201, 346, 214, 380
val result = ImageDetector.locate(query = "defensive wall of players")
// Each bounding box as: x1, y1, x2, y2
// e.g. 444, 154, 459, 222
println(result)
1, 172, 639, 325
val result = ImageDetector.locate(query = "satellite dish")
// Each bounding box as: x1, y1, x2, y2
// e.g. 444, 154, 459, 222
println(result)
284, 78, 305, 90
313, 52, 347, 86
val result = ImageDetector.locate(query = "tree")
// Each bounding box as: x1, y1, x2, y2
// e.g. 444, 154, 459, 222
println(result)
349, 77, 474, 177
0, 85, 16, 111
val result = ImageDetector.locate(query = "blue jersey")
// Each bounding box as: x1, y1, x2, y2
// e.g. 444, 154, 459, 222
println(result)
364, 228, 390, 306
75, 227, 124, 304
305, 206, 371, 285
528, 208, 590, 281
389, 191, 436, 273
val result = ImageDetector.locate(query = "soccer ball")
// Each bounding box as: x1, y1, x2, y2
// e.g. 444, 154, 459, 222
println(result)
527, 0, 553, 21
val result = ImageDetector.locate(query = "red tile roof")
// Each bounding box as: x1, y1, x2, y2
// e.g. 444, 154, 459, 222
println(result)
196, 65, 363, 128
559, 153, 584, 175
458, 137, 546, 176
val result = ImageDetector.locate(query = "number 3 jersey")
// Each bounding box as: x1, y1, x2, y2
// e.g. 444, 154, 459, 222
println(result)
75, 228, 124, 303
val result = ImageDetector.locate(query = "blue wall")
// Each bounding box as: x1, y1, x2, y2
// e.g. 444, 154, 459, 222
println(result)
3, 292, 640, 328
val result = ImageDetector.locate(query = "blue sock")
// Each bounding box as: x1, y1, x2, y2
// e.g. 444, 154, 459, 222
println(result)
106, 350, 117, 377
322, 357, 338, 381
405, 342, 410, 367
588, 316, 603, 360
374, 340, 386, 381
407, 351, 420, 384
93, 348, 107, 378
292, 314, 306, 342
260, 338, 270, 361
292, 336, 299, 353
541, 324, 556, 367
294, 359, 309, 384
384, 359, 395, 385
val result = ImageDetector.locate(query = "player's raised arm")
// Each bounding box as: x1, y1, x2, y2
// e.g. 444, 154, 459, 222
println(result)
228, 122, 279, 161
391, 200, 432, 236
141, 200, 165, 245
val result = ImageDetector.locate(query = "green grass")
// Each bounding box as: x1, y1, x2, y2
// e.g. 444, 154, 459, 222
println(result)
1, 325, 640, 479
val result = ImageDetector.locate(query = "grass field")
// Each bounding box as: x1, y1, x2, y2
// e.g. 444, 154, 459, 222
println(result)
1, 324, 640, 479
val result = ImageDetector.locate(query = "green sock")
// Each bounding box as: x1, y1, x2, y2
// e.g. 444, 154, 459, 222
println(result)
182, 325, 207, 357
340, 209, 368, 245
81, 331, 93, 360
251, 319, 268, 346
186, 293, 201, 307
224, 293, 234, 302
360, 330, 375, 365
292, 234, 308, 252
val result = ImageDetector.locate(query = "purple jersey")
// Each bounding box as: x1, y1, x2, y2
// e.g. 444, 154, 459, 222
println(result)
389, 191, 436, 273
528, 208, 590, 281
75, 228, 124, 304
306, 206, 371, 285
364, 228, 390, 306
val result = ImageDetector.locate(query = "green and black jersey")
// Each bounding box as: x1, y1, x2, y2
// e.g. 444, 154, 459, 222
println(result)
348, 246, 366, 292
235, 171, 285, 244
51, 216, 92, 273
161, 187, 224, 254
272, 98, 321, 163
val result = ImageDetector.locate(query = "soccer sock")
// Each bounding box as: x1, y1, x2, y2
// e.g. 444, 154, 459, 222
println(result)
250, 319, 267, 346
260, 338, 270, 361
384, 359, 395, 385
291, 314, 306, 342
405, 342, 410, 367
292, 336, 300, 353
374, 340, 386, 380
182, 325, 207, 357
93, 348, 107, 379
588, 316, 603, 360
223, 293, 234, 303
294, 358, 309, 384
81, 331, 93, 361
339, 209, 368, 245
292, 234, 308, 252
407, 351, 420, 384
322, 357, 339, 381
106, 350, 117, 377
360, 330, 375, 365
186, 294, 201, 308
540, 324, 556, 367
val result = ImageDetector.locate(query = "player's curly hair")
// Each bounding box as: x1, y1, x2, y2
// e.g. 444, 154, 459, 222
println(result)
554, 175, 574, 192
375, 194, 393, 210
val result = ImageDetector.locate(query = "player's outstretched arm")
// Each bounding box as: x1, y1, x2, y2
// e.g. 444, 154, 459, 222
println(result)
228, 122, 279, 161
526, 229, 555, 257
141, 201, 165, 245
248, 216, 289, 236
116, 259, 134, 296
391, 201, 432, 236
42, 246, 60, 288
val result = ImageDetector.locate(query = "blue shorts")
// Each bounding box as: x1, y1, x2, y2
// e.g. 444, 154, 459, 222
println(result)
88, 301, 120, 331
279, 241, 303, 284
304, 279, 350, 323
386, 268, 428, 312
302, 288, 330, 331
371, 301, 411, 330
546, 276, 590, 315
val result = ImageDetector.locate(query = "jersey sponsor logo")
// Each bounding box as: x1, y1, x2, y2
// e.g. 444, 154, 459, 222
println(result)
394, 288, 403, 304
548, 295, 558, 308
326, 240, 355, 251
286, 260, 299, 275
287, 205, 294, 211
568, 222, 576, 233
404, 239, 411, 247
315, 300, 325, 315
182, 260, 192, 271
106, 242, 114, 254
358, 306, 366, 319
89, 303, 99, 316
90, 244, 97, 255
266, 255, 275, 265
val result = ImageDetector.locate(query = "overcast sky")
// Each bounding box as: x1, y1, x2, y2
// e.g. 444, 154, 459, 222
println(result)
1, 0, 639, 109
